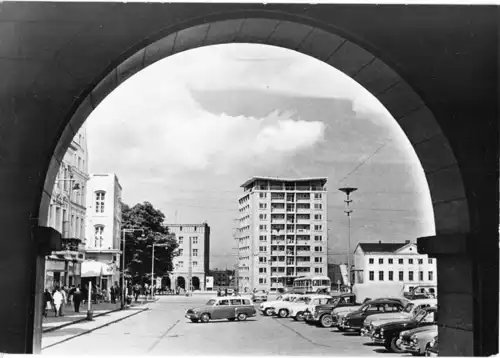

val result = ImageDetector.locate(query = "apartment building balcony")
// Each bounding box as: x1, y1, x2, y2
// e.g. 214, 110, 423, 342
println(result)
296, 229, 310, 235
271, 251, 285, 256
296, 261, 311, 267
270, 195, 285, 201
270, 261, 286, 267
296, 250, 311, 256
271, 207, 285, 213
271, 219, 286, 224
296, 195, 311, 202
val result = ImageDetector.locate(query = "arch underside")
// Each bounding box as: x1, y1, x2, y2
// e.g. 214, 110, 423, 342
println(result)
42, 17, 469, 237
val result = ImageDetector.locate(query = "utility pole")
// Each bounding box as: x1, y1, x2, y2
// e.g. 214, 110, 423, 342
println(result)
339, 187, 358, 292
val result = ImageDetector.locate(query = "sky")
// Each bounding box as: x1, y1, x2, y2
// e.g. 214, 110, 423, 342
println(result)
85, 43, 436, 269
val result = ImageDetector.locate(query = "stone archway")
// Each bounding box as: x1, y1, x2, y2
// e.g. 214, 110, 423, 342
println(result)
176, 276, 186, 290
192, 277, 201, 291
163, 277, 171, 291
0, 4, 496, 355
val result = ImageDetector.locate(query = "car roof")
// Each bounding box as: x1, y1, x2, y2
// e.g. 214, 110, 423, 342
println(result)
410, 298, 438, 305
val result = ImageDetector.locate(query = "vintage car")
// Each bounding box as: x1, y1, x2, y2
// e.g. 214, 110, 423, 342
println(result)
288, 295, 332, 321
259, 294, 302, 316
251, 290, 269, 302
397, 325, 438, 356
185, 297, 256, 323
271, 294, 318, 318
339, 299, 407, 333
361, 299, 437, 337
304, 293, 357, 328
425, 335, 438, 356
371, 306, 438, 353
332, 297, 401, 330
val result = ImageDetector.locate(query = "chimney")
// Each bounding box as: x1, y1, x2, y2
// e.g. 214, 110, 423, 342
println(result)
378, 240, 382, 244
405, 240, 410, 244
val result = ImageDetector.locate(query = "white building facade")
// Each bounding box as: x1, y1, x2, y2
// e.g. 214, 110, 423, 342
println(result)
238, 177, 328, 293
352, 241, 437, 291
84, 173, 123, 290
45, 123, 89, 289
165, 223, 210, 291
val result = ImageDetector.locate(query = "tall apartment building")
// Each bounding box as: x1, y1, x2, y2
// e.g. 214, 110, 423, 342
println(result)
83, 173, 123, 290
238, 177, 328, 293
352, 241, 437, 291
45, 123, 89, 289
165, 223, 210, 291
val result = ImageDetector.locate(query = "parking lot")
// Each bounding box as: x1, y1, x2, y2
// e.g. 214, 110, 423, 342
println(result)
43, 294, 411, 356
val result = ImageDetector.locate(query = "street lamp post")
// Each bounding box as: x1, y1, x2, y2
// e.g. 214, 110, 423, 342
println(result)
339, 187, 358, 293
121, 228, 145, 309
151, 243, 169, 300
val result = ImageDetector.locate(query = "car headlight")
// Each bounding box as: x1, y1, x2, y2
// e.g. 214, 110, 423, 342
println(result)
429, 338, 436, 348
411, 335, 418, 344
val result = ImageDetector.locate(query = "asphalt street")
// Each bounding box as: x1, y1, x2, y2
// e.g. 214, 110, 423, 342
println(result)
43, 295, 405, 356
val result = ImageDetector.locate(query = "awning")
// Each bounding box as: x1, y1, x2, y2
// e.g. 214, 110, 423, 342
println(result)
81, 260, 117, 278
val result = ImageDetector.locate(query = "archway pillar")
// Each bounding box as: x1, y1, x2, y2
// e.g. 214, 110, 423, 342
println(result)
418, 232, 499, 356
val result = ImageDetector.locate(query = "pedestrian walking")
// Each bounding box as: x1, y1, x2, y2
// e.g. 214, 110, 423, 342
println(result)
73, 286, 82, 313
224, 288, 228, 297
59, 287, 67, 316
52, 287, 63, 317
43, 289, 52, 318
110, 285, 116, 304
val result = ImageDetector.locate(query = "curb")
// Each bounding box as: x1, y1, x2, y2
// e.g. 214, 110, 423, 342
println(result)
42, 307, 150, 350
42, 298, 159, 333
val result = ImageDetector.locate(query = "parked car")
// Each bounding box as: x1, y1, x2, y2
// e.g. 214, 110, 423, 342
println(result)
371, 307, 438, 353
397, 325, 438, 356
259, 294, 302, 316
331, 297, 394, 329
339, 299, 407, 333
361, 299, 437, 337
304, 293, 357, 328
185, 297, 256, 323
288, 295, 332, 321
251, 290, 269, 302
425, 335, 438, 356
271, 294, 315, 318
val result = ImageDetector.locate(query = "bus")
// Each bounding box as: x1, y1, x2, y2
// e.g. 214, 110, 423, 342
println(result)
293, 275, 331, 294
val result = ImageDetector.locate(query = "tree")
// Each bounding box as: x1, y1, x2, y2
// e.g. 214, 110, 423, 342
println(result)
121, 201, 178, 284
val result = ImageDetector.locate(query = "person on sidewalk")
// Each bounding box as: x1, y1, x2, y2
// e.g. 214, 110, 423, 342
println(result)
59, 286, 67, 316
110, 285, 116, 304
52, 287, 64, 317
73, 286, 83, 313
43, 289, 53, 318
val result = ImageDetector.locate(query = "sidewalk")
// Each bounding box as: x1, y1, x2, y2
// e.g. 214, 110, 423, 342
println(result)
43, 297, 156, 333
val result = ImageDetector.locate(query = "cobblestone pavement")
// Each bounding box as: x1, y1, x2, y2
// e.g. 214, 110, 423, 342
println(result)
42, 295, 412, 356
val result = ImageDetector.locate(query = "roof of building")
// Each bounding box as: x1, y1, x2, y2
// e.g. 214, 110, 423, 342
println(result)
164, 223, 209, 227
240, 176, 328, 188
357, 242, 411, 253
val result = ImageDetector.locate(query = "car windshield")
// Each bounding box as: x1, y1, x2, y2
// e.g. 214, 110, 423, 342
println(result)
276, 295, 283, 300
295, 297, 308, 303
404, 303, 415, 313
415, 310, 428, 322
206, 299, 216, 305
326, 298, 340, 305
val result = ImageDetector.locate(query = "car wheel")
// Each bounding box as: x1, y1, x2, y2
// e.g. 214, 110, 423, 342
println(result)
190, 319, 199, 323
237, 313, 247, 321
337, 326, 346, 332
390, 337, 404, 353
264, 308, 273, 316
384, 340, 392, 352
278, 309, 289, 318
200, 313, 210, 323
295, 312, 305, 321
320, 315, 334, 328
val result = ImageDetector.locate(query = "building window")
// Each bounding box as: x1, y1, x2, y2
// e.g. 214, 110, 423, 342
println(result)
193, 249, 198, 256
194, 227, 197, 232
314, 257, 323, 263
314, 203, 322, 210
428, 271, 434, 281
399, 271, 404, 281
314, 214, 322, 220
315, 267, 323, 274
259, 225, 267, 230
388, 271, 394, 281
259, 267, 267, 273
314, 225, 323, 231
369, 271, 374, 281
408, 271, 414, 281
419, 271, 424, 281
259, 193, 267, 198
95, 192, 105, 213
259, 214, 267, 220
259, 203, 267, 209
369, 258, 374, 264
388, 258, 393, 264
314, 246, 323, 252
379, 271, 384, 281
314, 236, 322, 241
409, 258, 414, 264
379, 258, 383, 264
418, 259, 423, 264
178, 249, 183, 256
193, 261, 198, 267
428, 258, 433, 264
259, 235, 267, 241
192, 237, 198, 244
259, 257, 267, 263
314, 193, 322, 199
94, 225, 104, 248
178, 261, 184, 267
398, 258, 403, 264
259, 246, 267, 252
259, 278, 267, 284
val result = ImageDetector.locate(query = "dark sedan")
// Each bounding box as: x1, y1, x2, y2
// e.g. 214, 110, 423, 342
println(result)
339, 299, 407, 333
371, 307, 438, 353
